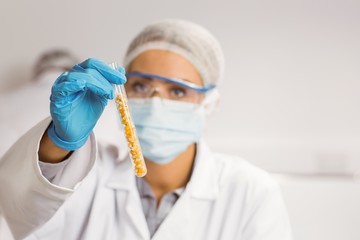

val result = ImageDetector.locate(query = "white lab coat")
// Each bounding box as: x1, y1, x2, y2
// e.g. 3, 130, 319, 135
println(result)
0, 118, 292, 240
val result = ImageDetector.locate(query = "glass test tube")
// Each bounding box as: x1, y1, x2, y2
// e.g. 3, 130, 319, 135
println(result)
110, 62, 147, 177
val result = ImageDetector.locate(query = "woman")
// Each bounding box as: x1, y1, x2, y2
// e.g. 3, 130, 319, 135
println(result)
0, 19, 292, 239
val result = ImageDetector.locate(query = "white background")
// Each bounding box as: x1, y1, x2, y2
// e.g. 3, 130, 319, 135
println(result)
0, 0, 359, 239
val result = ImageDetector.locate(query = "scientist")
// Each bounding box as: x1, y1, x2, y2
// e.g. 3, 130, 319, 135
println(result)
0, 19, 292, 240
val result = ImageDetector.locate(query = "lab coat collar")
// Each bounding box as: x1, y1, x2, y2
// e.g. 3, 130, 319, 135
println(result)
105, 140, 220, 200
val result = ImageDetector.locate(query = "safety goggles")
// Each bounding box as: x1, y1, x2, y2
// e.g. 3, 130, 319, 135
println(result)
124, 72, 215, 103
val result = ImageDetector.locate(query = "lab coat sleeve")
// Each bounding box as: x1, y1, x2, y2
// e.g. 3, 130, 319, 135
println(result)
37, 138, 94, 189
242, 178, 293, 240
0, 117, 97, 239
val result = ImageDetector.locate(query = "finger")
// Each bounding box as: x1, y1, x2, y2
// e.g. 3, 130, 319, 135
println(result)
51, 72, 86, 99
85, 74, 115, 100
66, 71, 115, 99
78, 58, 126, 85
53, 70, 116, 102
117, 66, 126, 75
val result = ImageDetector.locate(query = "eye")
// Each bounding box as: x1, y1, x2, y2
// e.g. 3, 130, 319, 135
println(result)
131, 81, 149, 94
125, 79, 151, 95
170, 87, 187, 99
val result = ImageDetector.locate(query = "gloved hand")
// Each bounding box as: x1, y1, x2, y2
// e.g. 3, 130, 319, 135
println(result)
47, 58, 126, 150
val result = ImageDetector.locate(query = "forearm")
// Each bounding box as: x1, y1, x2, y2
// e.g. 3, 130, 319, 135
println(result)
38, 129, 72, 163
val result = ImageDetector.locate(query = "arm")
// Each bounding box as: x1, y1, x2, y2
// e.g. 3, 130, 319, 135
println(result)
0, 58, 126, 239
38, 130, 71, 163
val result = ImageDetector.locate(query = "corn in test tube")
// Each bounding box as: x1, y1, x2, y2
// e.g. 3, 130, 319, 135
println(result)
110, 62, 147, 177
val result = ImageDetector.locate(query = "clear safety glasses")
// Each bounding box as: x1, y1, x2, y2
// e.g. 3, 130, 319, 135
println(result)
124, 72, 215, 104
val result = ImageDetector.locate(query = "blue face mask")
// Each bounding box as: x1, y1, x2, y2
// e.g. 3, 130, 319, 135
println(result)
127, 97, 206, 164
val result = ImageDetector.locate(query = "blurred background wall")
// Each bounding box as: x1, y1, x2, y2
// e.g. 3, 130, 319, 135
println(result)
0, 0, 359, 239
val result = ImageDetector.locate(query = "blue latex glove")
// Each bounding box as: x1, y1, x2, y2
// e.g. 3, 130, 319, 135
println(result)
48, 58, 126, 150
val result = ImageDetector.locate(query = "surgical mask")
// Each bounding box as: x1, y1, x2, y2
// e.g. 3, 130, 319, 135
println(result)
128, 97, 206, 164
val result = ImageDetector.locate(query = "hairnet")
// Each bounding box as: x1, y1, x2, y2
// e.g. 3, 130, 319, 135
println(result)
123, 19, 225, 87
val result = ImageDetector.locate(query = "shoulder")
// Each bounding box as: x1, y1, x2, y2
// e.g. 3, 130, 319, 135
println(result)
210, 151, 280, 196
208, 151, 286, 222
208, 153, 292, 239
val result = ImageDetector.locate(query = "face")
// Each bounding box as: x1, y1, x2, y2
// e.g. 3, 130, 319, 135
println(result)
126, 50, 204, 103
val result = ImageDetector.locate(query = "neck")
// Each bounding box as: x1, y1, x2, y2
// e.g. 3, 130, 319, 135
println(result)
144, 143, 196, 201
